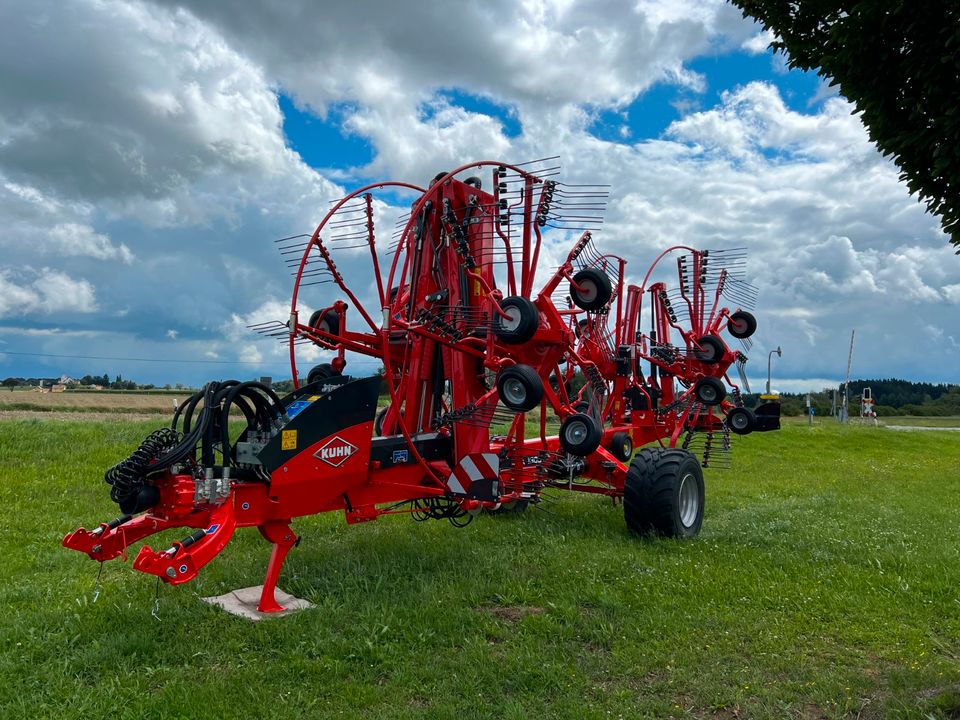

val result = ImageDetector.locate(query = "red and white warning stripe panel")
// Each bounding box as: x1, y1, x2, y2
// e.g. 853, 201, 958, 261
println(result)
446, 453, 500, 495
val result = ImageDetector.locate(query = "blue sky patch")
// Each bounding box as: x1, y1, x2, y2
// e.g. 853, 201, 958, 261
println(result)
279, 94, 375, 170
587, 49, 828, 145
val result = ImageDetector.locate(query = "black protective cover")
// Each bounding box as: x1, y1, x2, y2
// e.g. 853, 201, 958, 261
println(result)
753, 401, 782, 432
258, 376, 380, 473
369, 433, 453, 469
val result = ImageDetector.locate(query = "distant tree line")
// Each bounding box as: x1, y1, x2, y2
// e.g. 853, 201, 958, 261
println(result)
759, 379, 960, 417
1, 374, 190, 391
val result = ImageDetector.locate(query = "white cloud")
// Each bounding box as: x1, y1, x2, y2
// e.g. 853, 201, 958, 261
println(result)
942, 284, 960, 304
667, 82, 868, 161
741, 29, 775, 55
0, 267, 97, 317
47, 223, 134, 264
238, 343, 263, 365
0, 0, 343, 229
0, 0, 955, 388
177, 0, 751, 112
346, 97, 513, 182
0, 326, 101, 338
165, 0, 755, 184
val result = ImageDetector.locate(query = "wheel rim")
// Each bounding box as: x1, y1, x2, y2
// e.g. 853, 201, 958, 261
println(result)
576, 279, 597, 302
564, 420, 588, 445
729, 319, 746, 334
677, 473, 699, 528
698, 384, 718, 403
731, 412, 749, 431
502, 378, 527, 406
500, 306, 522, 332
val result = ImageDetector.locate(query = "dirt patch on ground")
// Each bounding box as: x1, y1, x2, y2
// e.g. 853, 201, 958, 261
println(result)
479, 605, 545, 623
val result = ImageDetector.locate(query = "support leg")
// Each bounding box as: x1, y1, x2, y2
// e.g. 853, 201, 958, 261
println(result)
257, 522, 298, 613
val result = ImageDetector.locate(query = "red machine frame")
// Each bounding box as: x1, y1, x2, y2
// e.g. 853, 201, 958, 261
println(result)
65, 160, 778, 613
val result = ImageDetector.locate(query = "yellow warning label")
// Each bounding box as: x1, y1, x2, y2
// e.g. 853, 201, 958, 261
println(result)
281, 429, 297, 451
307, 395, 321, 402
473, 280, 481, 296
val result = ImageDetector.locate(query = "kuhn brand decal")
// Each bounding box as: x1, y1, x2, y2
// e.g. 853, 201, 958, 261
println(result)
314, 436, 358, 467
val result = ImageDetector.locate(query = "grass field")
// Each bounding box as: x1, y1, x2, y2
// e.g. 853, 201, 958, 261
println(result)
2, 418, 960, 719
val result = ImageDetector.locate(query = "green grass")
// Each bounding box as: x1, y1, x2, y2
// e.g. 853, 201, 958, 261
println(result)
2, 419, 960, 719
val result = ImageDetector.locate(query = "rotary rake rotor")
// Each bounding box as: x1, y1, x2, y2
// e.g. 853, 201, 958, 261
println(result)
64, 159, 780, 614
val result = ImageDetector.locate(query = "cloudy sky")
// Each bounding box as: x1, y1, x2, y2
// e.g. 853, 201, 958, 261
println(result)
0, 0, 956, 391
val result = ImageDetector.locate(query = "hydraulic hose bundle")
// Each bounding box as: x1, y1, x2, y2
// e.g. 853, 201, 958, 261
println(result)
104, 380, 286, 514
104, 427, 180, 513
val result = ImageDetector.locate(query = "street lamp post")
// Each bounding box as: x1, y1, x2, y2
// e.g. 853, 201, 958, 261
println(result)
766, 346, 782, 395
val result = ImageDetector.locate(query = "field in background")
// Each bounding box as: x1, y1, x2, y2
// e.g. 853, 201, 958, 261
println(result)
4, 390, 959, 428
0, 390, 182, 414
2, 418, 960, 718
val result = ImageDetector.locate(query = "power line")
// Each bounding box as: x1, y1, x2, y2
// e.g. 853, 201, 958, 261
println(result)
0, 349, 383, 368
0, 350, 263, 365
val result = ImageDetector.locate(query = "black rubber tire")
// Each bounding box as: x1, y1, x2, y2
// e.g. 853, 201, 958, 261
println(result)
694, 334, 726, 364
374, 406, 388, 436
609, 431, 633, 462
464, 176, 482, 190
374, 405, 405, 436
727, 310, 757, 339
308, 309, 340, 336
559, 413, 602, 456
573, 400, 591, 414
307, 363, 339, 385
496, 364, 544, 412
486, 499, 530, 515
548, 372, 573, 398
693, 376, 726, 405
493, 296, 539, 345
726, 407, 755, 435
624, 448, 704, 538
569, 268, 612, 311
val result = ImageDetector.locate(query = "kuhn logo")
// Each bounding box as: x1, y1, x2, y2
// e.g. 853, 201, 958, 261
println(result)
314, 436, 358, 467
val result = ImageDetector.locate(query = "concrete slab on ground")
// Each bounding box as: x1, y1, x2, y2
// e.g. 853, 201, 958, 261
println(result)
202, 585, 313, 621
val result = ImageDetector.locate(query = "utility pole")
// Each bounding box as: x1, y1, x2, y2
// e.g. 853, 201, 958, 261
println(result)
839, 330, 855, 423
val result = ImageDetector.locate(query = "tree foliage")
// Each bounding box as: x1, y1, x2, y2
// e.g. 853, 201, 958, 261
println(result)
730, 1, 960, 250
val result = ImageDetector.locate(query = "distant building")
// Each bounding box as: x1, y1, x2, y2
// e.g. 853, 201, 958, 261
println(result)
51, 384, 66, 393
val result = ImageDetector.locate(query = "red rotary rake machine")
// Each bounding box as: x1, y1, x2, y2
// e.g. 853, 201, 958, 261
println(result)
64, 159, 779, 613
